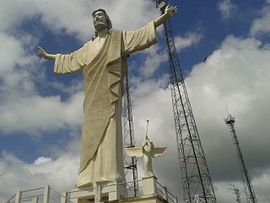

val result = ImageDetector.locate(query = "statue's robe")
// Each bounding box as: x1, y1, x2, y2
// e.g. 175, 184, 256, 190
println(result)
54, 21, 157, 188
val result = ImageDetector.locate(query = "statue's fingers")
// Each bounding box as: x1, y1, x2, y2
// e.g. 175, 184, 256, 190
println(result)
168, 6, 177, 16
166, 6, 175, 13
167, 5, 172, 10
38, 46, 45, 52
172, 6, 177, 12
37, 50, 43, 56
170, 6, 177, 12
165, 6, 172, 15
37, 50, 44, 58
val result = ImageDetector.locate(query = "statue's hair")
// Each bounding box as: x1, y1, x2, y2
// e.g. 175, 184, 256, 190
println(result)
92, 8, 112, 40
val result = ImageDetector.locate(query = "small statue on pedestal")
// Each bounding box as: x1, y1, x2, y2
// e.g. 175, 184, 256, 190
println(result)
125, 137, 167, 177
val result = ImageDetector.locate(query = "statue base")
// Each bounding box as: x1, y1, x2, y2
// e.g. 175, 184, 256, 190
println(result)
7, 177, 178, 203
63, 181, 126, 203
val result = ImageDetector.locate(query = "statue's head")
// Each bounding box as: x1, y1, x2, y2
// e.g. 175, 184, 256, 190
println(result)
143, 139, 154, 153
92, 9, 112, 32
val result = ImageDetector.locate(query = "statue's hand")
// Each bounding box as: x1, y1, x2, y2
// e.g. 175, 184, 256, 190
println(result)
37, 46, 48, 59
165, 5, 177, 17
154, 4, 177, 27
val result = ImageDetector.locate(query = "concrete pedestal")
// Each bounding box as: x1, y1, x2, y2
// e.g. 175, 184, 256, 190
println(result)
61, 182, 126, 203
142, 176, 157, 196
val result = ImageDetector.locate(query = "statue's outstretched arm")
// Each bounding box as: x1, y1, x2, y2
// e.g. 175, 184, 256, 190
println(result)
154, 5, 177, 28
37, 46, 56, 61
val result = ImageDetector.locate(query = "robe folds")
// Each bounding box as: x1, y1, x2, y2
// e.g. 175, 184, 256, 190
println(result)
54, 21, 157, 188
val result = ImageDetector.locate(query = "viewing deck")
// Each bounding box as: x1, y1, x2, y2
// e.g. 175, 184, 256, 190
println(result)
6, 177, 178, 203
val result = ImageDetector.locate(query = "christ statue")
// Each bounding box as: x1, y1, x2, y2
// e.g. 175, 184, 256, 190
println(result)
38, 5, 177, 189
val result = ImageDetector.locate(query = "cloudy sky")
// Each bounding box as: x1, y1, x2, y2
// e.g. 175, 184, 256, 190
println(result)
0, 0, 270, 202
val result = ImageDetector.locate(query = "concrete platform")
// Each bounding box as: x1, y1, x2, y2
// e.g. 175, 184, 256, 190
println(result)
7, 177, 178, 203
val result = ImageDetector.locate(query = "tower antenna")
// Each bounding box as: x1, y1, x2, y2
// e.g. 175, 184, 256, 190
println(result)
152, 1, 216, 202
229, 184, 241, 203
225, 113, 257, 203
123, 71, 139, 196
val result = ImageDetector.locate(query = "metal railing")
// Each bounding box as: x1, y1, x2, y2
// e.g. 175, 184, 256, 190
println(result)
64, 180, 143, 201
6, 179, 178, 203
6, 186, 50, 203
157, 181, 178, 203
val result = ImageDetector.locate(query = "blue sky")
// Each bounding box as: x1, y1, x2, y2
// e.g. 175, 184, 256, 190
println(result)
1, 0, 270, 202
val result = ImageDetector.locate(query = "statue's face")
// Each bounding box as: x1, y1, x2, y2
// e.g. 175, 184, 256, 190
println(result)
93, 11, 107, 31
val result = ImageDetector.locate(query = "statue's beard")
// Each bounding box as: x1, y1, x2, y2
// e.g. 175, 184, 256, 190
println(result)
94, 21, 107, 32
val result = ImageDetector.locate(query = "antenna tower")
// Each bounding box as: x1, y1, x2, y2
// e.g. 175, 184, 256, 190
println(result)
225, 114, 257, 203
229, 185, 241, 203
153, 1, 216, 202
123, 73, 139, 196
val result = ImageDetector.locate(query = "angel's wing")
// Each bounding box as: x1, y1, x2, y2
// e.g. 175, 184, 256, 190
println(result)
152, 147, 167, 158
125, 147, 143, 157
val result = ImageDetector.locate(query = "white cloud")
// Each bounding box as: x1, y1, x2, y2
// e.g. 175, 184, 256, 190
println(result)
0, 92, 83, 134
103, 0, 157, 32
0, 152, 79, 202
128, 35, 270, 201
137, 32, 202, 79
1, 0, 158, 42
0, 25, 84, 135
218, 0, 237, 20
188, 35, 270, 119
34, 156, 52, 165
137, 45, 167, 78
0, 137, 81, 202
185, 36, 270, 201
174, 33, 202, 52
0, 30, 84, 135
250, 5, 270, 37
0, 0, 37, 32
252, 170, 270, 202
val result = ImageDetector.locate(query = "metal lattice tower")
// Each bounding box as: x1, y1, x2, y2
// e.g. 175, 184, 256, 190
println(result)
123, 73, 139, 196
225, 114, 257, 203
153, 1, 216, 202
229, 185, 241, 203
